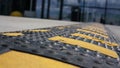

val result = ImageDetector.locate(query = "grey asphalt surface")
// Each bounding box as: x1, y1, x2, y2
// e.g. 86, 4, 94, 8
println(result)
0, 16, 79, 32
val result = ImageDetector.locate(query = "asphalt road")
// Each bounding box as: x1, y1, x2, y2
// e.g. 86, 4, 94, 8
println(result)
0, 16, 79, 32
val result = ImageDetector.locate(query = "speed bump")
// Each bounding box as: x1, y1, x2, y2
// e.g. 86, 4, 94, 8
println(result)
2, 32, 24, 36
48, 36, 119, 58
29, 29, 50, 32
71, 33, 118, 47
0, 51, 78, 68
0, 23, 119, 68
58, 27, 65, 29
82, 27, 108, 36
77, 29, 108, 38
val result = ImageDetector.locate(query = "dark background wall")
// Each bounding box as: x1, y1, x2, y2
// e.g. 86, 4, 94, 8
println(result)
0, 0, 120, 25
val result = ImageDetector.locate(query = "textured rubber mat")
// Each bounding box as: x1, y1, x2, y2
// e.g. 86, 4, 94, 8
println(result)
0, 23, 120, 68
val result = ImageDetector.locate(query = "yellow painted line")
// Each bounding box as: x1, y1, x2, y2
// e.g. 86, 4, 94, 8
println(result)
105, 42, 118, 47
58, 27, 65, 29
82, 28, 107, 36
84, 28, 106, 34
48, 36, 118, 58
0, 51, 78, 68
77, 29, 108, 38
29, 29, 50, 32
85, 26, 105, 29
2, 33, 24, 36
82, 26, 107, 34
71, 33, 118, 46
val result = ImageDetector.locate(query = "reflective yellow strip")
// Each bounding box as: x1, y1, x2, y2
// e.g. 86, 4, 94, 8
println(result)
48, 36, 118, 58
77, 29, 108, 38
83, 28, 107, 35
71, 33, 118, 46
58, 27, 64, 29
85, 26, 106, 31
2, 33, 24, 36
82, 28, 107, 36
83, 28, 108, 36
83, 28, 106, 34
0, 51, 78, 68
29, 29, 50, 32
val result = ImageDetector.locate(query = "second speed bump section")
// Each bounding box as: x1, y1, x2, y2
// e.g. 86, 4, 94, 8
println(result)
48, 36, 118, 59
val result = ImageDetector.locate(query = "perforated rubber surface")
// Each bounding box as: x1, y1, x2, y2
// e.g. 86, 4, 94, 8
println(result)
0, 23, 120, 68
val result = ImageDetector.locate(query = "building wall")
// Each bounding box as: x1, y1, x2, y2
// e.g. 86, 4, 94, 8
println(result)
0, 0, 120, 25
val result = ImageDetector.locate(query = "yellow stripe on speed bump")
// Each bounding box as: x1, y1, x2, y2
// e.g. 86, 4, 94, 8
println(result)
77, 29, 108, 38
82, 28, 108, 36
84, 26, 106, 32
48, 36, 118, 58
82, 28, 107, 36
0, 51, 78, 68
2, 32, 24, 36
79, 28, 108, 36
58, 27, 64, 29
83, 28, 106, 35
29, 29, 50, 32
71, 33, 118, 46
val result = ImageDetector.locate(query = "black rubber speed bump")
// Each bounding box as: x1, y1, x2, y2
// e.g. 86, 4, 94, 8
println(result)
0, 23, 120, 68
